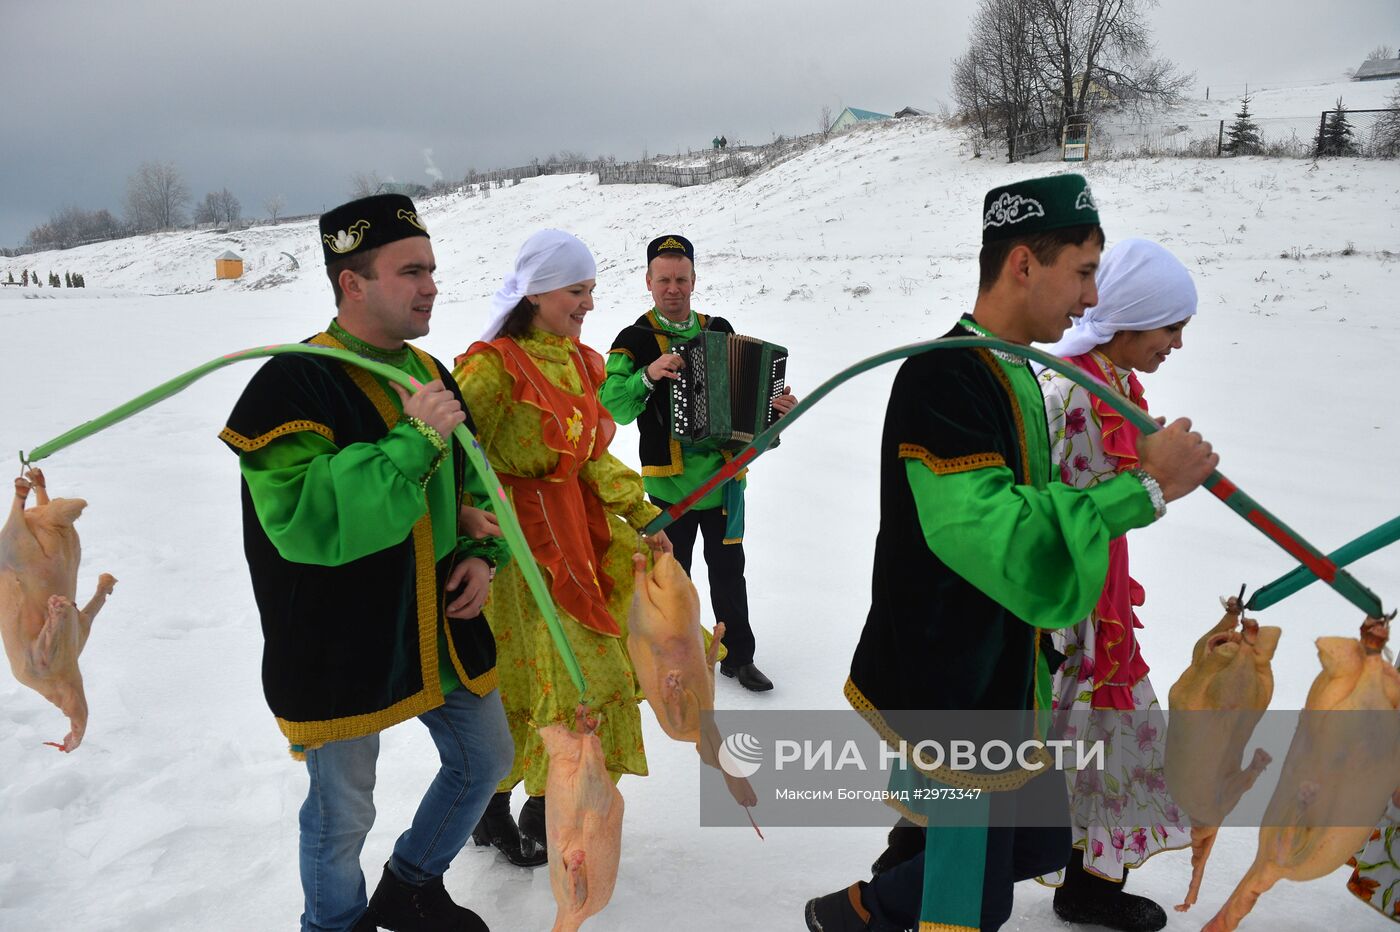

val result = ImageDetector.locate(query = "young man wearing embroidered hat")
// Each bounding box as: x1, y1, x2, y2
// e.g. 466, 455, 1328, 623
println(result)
803, 175, 1219, 932
600, 234, 797, 692
222, 194, 513, 932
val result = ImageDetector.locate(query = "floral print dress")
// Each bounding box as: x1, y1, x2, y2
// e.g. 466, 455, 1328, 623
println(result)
1348, 794, 1400, 920
1037, 352, 1191, 883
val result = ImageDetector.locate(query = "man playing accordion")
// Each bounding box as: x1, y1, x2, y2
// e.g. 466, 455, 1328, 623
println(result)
600, 234, 797, 692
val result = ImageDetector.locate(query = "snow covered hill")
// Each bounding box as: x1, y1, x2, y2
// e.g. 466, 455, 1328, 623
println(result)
1, 86, 1397, 930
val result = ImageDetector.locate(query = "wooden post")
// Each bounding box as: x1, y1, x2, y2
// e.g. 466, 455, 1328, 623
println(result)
1217, 120, 1224, 156
1316, 111, 1328, 157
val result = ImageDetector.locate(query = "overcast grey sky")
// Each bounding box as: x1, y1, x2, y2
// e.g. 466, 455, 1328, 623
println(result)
2, 0, 1395, 248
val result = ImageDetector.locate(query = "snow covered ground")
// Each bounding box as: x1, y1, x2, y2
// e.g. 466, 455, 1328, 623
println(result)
2, 82, 1398, 930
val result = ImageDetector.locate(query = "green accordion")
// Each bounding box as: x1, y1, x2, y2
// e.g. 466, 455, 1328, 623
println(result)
669, 330, 788, 448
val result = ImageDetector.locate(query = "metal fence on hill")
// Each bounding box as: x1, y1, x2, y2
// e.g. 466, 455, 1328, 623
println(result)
1006, 109, 1398, 162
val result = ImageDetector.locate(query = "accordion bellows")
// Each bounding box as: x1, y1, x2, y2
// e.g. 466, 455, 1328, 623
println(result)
669, 331, 788, 447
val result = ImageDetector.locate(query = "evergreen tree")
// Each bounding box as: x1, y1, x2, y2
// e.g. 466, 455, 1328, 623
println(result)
75, 273, 85, 288
21, 269, 29, 286
1315, 97, 1358, 156
64, 271, 72, 288
1223, 92, 1263, 155
6, 271, 12, 284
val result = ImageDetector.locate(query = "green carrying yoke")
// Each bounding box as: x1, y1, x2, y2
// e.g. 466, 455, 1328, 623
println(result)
20, 343, 594, 707
644, 335, 1387, 619
1248, 514, 1400, 613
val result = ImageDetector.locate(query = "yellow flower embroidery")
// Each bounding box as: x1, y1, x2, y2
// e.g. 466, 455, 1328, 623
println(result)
565, 407, 584, 445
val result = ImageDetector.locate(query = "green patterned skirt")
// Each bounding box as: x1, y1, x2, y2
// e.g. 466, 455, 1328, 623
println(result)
484, 512, 649, 796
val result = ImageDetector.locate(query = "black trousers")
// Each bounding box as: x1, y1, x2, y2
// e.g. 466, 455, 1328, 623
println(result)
863, 774, 1071, 932
650, 498, 755, 667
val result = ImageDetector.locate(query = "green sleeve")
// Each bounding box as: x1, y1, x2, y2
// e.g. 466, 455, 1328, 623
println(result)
454, 467, 513, 568
240, 425, 439, 566
580, 450, 661, 531
599, 352, 652, 425
905, 460, 1154, 629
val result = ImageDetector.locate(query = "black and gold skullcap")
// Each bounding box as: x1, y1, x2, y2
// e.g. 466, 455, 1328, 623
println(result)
981, 174, 1100, 244
646, 234, 694, 265
319, 194, 429, 266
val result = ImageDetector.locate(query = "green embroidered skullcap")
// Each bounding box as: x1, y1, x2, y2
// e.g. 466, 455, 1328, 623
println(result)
981, 174, 1100, 244
319, 194, 429, 266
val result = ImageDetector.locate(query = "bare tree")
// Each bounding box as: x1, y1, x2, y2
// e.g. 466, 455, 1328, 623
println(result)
264, 193, 286, 223
1028, 0, 1189, 123
961, 0, 1047, 158
349, 170, 382, 198
952, 0, 1187, 159
1374, 84, 1400, 157
217, 188, 241, 223
194, 187, 242, 225
124, 160, 191, 231
1366, 44, 1395, 61
820, 105, 832, 137
26, 205, 121, 248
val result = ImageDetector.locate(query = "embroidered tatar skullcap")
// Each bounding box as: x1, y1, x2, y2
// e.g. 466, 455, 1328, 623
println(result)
319, 194, 429, 266
981, 174, 1101, 244
646, 234, 694, 265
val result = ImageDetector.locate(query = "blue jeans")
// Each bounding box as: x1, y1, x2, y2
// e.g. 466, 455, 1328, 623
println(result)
298, 687, 513, 932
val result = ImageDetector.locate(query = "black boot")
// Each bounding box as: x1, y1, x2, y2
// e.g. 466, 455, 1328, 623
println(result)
469, 792, 546, 868
870, 820, 925, 877
365, 862, 488, 932
804, 882, 873, 931
516, 794, 548, 864
1052, 848, 1167, 932
721, 662, 774, 691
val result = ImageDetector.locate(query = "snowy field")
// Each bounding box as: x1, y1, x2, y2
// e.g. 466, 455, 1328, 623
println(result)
2, 82, 1398, 930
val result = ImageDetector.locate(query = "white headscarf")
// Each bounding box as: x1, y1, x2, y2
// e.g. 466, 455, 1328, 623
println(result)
480, 229, 597, 341
1045, 237, 1198, 358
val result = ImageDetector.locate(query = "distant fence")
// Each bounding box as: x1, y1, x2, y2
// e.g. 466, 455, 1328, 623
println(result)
1311, 109, 1400, 157
598, 132, 826, 187
1008, 125, 1062, 162
2, 218, 269, 257
597, 157, 755, 187
1006, 109, 1398, 162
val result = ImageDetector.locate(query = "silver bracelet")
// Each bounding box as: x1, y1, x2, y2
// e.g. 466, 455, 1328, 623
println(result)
1130, 468, 1167, 519
639, 369, 655, 392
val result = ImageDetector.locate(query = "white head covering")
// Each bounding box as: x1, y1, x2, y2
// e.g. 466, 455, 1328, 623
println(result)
480, 229, 597, 341
1045, 237, 1198, 358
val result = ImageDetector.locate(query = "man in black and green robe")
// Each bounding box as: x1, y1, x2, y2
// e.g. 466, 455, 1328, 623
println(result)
804, 175, 1218, 932
223, 195, 512, 932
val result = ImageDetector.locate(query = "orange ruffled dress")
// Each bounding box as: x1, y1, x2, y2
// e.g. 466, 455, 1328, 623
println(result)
454, 327, 660, 794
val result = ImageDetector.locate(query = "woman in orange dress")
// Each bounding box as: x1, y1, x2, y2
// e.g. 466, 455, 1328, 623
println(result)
453, 230, 670, 867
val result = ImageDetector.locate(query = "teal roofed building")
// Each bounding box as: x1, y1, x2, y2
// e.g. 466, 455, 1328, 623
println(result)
829, 107, 893, 132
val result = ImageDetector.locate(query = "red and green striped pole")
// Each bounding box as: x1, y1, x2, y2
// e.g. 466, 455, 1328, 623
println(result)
642, 335, 1386, 619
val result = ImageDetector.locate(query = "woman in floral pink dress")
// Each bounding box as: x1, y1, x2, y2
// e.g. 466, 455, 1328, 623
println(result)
1037, 238, 1198, 932
1346, 771, 1400, 920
